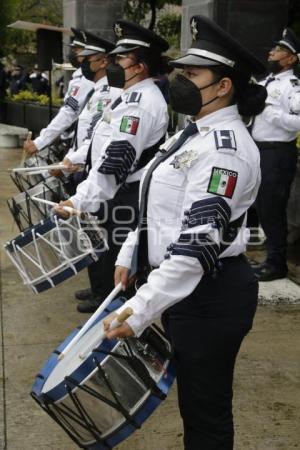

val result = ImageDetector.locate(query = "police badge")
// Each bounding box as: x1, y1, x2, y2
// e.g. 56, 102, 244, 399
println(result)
170, 149, 198, 170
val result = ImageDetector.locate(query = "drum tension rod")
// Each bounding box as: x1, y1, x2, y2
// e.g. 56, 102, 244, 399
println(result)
65, 383, 105, 445
93, 357, 141, 430
64, 375, 122, 411
33, 391, 91, 450
93, 341, 166, 401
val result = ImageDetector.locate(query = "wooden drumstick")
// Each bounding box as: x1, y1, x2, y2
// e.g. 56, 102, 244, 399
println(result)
20, 131, 32, 166
78, 307, 133, 360
108, 307, 133, 330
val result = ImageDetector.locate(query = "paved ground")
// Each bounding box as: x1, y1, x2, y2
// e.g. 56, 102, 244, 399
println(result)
1, 147, 300, 450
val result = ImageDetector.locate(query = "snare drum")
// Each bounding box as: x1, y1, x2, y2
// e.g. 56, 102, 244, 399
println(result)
31, 297, 175, 450
7, 177, 69, 232
11, 147, 63, 192
4, 214, 106, 293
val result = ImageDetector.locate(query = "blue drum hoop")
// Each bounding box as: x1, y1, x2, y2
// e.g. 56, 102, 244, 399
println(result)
31, 298, 176, 449
4, 215, 105, 293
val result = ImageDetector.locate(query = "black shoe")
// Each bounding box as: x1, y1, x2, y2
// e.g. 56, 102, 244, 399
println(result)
77, 297, 103, 313
253, 264, 288, 282
75, 288, 92, 301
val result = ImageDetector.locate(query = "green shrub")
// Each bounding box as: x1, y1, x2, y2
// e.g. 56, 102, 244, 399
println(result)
9, 90, 63, 106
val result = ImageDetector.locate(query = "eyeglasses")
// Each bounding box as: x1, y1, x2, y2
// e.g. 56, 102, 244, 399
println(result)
115, 54, 136, 63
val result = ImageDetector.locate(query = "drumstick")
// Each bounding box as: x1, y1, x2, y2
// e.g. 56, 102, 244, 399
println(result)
30, 196, 81, 215
10, 164, 65, 173
20, 131, 32, 166
78, 307, 133, 360
58, 282, 122, 360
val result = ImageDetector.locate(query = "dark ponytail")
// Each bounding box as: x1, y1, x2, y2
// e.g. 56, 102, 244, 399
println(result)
210, 65, 267, 116
133, 48, 171, 77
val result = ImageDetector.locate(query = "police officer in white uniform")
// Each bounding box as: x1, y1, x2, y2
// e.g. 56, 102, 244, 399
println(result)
103, 15, 267, 450
64, 32, 122, 160
252, 28, 300, 281
57, 21, 169, 312
23, 28, 94, 155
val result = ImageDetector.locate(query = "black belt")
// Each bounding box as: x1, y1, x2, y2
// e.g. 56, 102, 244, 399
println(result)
255, 140, 296, 150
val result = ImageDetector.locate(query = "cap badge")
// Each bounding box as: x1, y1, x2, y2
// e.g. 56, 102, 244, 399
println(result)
114, 23, 123, 38
283, 29, 287, 38
81, 31, 87, 43
191, 18, 198, 41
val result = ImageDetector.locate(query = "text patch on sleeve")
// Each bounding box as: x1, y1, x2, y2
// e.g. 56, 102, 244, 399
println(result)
207, 167, 238, 199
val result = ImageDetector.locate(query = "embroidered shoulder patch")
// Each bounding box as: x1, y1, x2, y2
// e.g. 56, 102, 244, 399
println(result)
97, 98, 111, 112
207, 167, 238, 199
68, 85, 80, 97
214, 130, 236, 151
290, 78, 300, 87
100, 84, 110, 92
125, 92, 142, 104
120, 116, 140, 135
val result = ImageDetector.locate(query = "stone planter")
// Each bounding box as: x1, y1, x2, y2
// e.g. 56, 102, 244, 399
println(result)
3, 100, 59, 136
5, 101, 26, 128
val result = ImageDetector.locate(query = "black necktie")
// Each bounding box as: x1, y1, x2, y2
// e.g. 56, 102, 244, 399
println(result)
111, 96, 122, 110
85, 95, 123, 172
131, 122, 199, 275
264, 76, 275, 87
70, 88, 95, 152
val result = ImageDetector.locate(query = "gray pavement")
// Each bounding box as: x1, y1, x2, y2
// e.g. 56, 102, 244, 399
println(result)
1, 147, 300, 450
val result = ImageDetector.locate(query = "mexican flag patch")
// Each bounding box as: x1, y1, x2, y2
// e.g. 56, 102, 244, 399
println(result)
97, 99, 111, 112
120, 116, 140, 135
207, 167, 238, 198
68, 85, 80, 97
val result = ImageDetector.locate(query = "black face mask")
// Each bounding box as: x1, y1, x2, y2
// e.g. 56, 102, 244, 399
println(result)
81, 58, 97, 81
169, 74, 221, 116
68, 50, 81, 69
106, 62, 138, 88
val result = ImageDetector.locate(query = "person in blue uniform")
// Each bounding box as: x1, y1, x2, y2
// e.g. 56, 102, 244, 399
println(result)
252, 28, 300, 281
103, 15, 267, 450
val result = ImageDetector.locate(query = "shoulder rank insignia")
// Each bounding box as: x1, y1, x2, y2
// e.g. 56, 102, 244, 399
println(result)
214, 130, 237, 151
170, 149, 198, 170
100, 84, 110, 93
125, 92, 142, 104
290, 78, 300, 87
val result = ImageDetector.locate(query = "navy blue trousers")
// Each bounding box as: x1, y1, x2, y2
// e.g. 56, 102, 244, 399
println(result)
256, 141, 297, 267
162, 255, 258, 450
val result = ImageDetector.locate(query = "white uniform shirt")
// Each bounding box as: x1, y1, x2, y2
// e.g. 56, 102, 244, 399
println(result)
34, 68, 94, 151
252, 69, 300, 142
70, 78, 169, 212
65, 76, 121, 156
114, 105, 261, 336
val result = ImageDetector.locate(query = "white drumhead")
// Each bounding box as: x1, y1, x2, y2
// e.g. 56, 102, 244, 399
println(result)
42, 318, 107, 394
